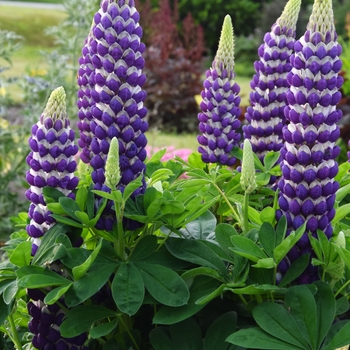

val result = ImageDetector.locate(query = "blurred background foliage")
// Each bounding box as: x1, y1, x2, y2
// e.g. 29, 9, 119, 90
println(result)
0, 0, 350, 238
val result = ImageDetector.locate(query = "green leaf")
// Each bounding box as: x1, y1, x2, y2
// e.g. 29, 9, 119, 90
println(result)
285, 285, 317, 349
203, 311, 237, 350
31, 223, 71, 266
0, 296, 12, 325
148, 168, 174, 186
129, 235, 158, 262
169, 318, 203, 350
161, 200, 185, 215
278, 253, 310, 287
17, 266, 69, 286
60, 305, 117, 337
336, 296, 349, 316
123, 175, 143, 201
147, 148, 167, 163
313, 281, 336, 349
322, 321, 350, 350
248, 206, 263, 225
149, 327, 177, 350
263, 151, 280, 171
42, 186, 66, 203
230, 236, 268, 262
166, 237, 228, 277
275, 215, 287, 246
75, 186, 88, 211
332, 244, 350, 271
215, 223, 238, 254
3, 281, 18, 305
259, 207, 275, 225
135, 262, 189, 307
112, 262, 144, 316
274, 222, 306, 264
44, 284, 72, 305
179, 210, 216, 239
50, 214, 84, 228
336, 182, 350, 202
153, 277, 219, 325
252, 258, 275, 269
334, 203, 350, 223
90, 318, 119, 339
258, 222, 276, 257
65, 261, 117, 307
226, 327, 302, 349
72, 239, 103, 280
9, 241, 32, 267
253, 302, 309, 348
195, 284, 226, 305
59, 197, 81, 220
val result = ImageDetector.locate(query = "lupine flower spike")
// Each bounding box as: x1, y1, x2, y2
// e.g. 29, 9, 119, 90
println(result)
243, 0, 301, 161
277, 0, 343, 283
77, 0, 149, 229
77, 22, 95, 164
197, 15, 241, 166
25, 86, 79, 255
25, 88, 87, 349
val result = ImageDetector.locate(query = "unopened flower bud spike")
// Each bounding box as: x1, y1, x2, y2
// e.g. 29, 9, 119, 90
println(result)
240, 138, 257, 234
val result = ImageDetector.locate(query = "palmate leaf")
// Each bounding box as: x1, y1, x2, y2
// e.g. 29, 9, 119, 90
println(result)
252, 302, 309, 348
112, 262, 144, 316
226, 327, 302, 349
135, 262, 189, 307
203, 311, 237, 350
60, 305, 117, 338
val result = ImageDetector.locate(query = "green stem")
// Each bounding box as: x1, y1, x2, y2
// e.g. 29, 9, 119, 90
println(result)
213, 183, 241, 224
114, 201, 125, 260
335, 279, 350, 297
8, 313, 22, 350
118, 314, 140, 350
255, 293, 263, 304
243, 191, 249, 234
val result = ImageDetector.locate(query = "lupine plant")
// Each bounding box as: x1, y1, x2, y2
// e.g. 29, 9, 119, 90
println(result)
1, 0, 350, 349
197, 14, 241, 166
243, 0, 301, 160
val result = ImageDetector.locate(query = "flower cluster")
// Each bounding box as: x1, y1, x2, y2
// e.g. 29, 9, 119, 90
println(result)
27, 288, 88, 350
77, 0, 149, 230
197, 15, 241, 166
25, 87, 87, 349
25, 87, 79, 255
243, 0, 301, 161
77, 0, 148, 195
276, 0, 343, 282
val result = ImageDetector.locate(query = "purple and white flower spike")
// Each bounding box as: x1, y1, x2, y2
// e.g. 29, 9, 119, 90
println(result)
25, 86, 79, 255
80, 0, 148, 197
78, 0, 148, 230
197, 15, 241, 166
77, 26, 95, 164
276, 0, 343, 283
243, 0, 301, 160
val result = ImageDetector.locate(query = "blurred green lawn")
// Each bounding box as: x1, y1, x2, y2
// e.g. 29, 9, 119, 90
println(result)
0, 3, 251, 151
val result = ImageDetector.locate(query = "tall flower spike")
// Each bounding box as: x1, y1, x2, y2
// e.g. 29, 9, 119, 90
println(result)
243, 0, 301, 160
25, 87, 79, 254
197, 15, 241, 166
78, 0, 148, 230
77, 22, 95, 164
276, 0, 343, 283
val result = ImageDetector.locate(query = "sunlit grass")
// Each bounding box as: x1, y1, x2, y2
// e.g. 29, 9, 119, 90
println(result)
0, 6, 66, 47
